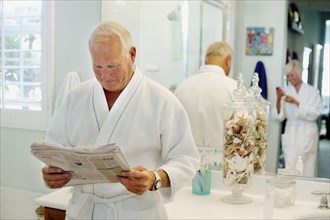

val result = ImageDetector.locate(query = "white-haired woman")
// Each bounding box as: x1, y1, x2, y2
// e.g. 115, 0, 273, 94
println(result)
273, 60, 323, 177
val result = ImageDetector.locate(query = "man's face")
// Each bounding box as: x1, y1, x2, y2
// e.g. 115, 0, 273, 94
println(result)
90, 35, 135, 93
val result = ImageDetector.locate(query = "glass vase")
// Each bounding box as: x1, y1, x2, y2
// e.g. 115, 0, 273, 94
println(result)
222, 73, 255, 204
246, 72, 270, 174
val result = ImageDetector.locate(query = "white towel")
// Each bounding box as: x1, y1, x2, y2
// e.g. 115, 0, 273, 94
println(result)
54, 71, 81, 111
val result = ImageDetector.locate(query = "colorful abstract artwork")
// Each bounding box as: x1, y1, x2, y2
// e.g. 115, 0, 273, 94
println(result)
246, 27, 274, 56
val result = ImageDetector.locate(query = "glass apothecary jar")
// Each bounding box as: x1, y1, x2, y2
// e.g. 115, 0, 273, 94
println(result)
222, 73, 256, 204
266, 176, 296, 208
246, 72, 270, 174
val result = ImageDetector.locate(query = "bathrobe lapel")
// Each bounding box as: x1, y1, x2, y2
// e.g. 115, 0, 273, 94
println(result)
94, 68, 143, 146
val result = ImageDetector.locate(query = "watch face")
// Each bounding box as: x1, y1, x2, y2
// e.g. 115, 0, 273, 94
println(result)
155, 180, 162, 189
151, 171, 162, 191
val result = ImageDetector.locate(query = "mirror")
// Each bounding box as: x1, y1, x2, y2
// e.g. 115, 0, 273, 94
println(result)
101, 0, 232, 89
101, 0, 329, 180
285, 0, 330, 180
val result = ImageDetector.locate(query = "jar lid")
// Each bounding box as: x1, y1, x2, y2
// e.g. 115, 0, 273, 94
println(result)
266, 176, 296, 188
246, 72, 270, 106
232, 73, 248, 102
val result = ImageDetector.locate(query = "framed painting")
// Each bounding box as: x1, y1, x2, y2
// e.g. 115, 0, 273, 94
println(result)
246, 27, 274, 56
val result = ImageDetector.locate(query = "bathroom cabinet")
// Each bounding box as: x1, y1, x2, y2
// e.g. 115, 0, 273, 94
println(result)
44, 207, 65, 220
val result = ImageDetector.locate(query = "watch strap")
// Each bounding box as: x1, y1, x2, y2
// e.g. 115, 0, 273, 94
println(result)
150, 170, 162, 191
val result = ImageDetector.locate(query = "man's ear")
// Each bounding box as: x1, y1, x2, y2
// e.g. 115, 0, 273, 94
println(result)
226, 55, 232, 69
129, 47, 136, 63
224, 55, 232, 75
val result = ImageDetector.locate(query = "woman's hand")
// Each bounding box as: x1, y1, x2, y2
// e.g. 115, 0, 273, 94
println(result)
276, 87, 285, 99
284, 95, 299, 106
276, 87, 285, 113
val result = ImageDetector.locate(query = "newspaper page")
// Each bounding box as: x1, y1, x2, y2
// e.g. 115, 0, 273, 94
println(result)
30, 142, 131, 186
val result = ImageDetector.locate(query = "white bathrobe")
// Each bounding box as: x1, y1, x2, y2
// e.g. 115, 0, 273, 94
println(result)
45, 67, 200, 219
175, 65, 237, 168
272, 82, 323, 177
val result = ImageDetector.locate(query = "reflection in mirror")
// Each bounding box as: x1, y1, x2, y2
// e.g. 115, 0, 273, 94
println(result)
285, 0, 330, 180
101, 0, 231, 89
102, 0, 329, 181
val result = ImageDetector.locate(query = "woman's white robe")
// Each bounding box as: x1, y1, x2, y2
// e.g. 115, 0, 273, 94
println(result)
272, 82, 323, 177
45, 68, 200, 219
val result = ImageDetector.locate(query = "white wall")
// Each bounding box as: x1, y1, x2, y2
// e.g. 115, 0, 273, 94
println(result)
54, 1, 101, 95
233, 0, 288, 173
1, 0, 290, 196
102, 1, 230, 89
0, 0, 101, 194
102, 1, 188, 89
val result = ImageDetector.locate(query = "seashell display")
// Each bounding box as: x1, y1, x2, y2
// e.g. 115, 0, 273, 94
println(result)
223, 113, 255, 186
223, 73, 256, 187
246, 73, 270, 174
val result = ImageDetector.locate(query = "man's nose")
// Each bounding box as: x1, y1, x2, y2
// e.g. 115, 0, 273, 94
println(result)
102, 68, 116, 78
100, 69, 113, 80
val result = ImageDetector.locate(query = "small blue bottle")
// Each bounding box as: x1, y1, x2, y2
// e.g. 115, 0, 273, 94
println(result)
192, 169, 211, 195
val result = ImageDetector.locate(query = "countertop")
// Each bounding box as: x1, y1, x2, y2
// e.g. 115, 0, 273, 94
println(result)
165, 186, 330, 219
35, 172, 330, 219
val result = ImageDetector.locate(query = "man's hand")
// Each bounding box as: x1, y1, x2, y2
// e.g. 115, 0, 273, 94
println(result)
42, 166, 71, 189
117, 166, 154, 195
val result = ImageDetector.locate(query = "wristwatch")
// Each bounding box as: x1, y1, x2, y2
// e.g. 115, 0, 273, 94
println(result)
150, 171, 162, 191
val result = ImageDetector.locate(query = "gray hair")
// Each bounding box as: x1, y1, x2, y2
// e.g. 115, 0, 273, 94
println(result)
205, 41, 233, 63
285, 60, 302, 78
88, 21, 134, 57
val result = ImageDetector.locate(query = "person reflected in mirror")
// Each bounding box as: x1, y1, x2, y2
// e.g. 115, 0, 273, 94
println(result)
320, 110, 330, 140
41, 21, 199, 219
273, 60, 323, 177
174, 41, 237, 170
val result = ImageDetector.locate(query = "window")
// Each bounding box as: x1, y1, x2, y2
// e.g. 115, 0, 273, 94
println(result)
322, 20, 329, 98
321, 20, 330, 115
302, 47, 311, 83
1, 0, 54, 130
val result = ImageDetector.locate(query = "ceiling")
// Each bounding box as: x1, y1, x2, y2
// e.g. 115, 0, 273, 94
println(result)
292, 0, 330, 12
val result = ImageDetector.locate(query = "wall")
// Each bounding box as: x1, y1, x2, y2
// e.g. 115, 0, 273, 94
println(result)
54, 1, 101, 95
102, 1, 188, 89
0, 0, 101, 194
288, 6, 330, 90
1, 0, 289, 195
287, 8, 327, 66
101, 1, 230, 89
233, 0, 288, 173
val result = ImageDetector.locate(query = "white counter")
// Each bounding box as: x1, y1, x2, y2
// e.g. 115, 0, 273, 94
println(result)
35, 186, 72, 211
35, 172, 330, 219
165, 186, 329, 219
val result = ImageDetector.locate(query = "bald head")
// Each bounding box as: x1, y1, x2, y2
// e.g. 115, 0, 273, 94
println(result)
205, 41, 233, 75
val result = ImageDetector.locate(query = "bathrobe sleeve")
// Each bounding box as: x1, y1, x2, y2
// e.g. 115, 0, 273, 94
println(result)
272, 96, 287, 122
296, 85, 323, 122
54, 71, 81, 112
157, 95, 200, 200
45, 79, 96, 148
45, 92, 70, 147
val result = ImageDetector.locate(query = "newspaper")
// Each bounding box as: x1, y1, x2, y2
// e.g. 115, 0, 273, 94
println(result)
30, 142, 131, 186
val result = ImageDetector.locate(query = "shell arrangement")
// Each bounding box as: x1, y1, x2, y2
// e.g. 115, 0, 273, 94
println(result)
223, 112, 255, 186
246, 72, 270, 174
253, 110, 269, 173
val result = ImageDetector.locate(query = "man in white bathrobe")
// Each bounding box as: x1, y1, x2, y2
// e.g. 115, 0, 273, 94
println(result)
41, 21, 200, 219
174, 41, 237, 170
273, 60, 323, 177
